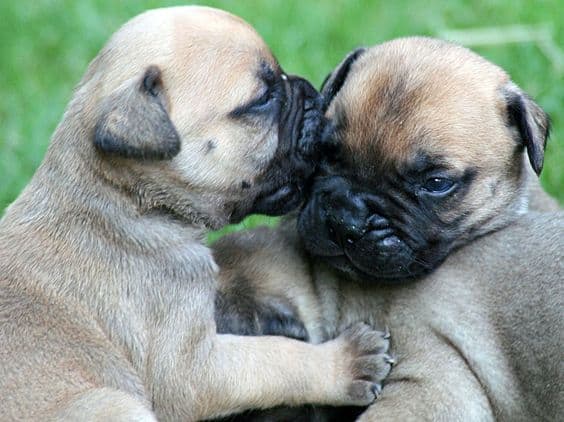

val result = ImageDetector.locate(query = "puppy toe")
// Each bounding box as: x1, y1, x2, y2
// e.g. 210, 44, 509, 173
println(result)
347, 380, 379, 405
371, 383, 383, 397
354, 354, 393, 383
344, 322, 390, 355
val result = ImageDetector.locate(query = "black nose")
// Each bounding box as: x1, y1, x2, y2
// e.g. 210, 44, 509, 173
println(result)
326, 192, 369, 245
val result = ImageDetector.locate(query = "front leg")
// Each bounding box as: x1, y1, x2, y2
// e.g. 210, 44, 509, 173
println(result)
150, 323, 392, 421
215, 289, 370, 422
212, 226, 374, 421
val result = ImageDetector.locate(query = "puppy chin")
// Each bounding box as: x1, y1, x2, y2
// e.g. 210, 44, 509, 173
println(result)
297, 226, 414, 284
311, 241, 433, 284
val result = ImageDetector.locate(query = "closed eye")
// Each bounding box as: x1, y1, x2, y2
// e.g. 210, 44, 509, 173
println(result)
229, 81, 282, 118
248, 86, 278, 109
230, 62, 283, 118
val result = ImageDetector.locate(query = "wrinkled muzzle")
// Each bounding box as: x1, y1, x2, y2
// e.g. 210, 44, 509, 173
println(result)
249, 75, 329, 216
298, 176, 442, 283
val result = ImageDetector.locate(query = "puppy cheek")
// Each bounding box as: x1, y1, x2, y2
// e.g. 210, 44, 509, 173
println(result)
203, 123, 281, 188
249, 126, 279, 172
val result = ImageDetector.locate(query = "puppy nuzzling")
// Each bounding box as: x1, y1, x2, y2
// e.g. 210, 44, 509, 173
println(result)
0, 7, 393, 421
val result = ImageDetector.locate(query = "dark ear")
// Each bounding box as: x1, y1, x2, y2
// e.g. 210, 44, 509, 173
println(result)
503, 82, 550, 176
321, 47, 366, 112
94, 65, 181, 160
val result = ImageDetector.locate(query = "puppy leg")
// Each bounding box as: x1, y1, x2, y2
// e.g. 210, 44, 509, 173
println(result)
151, 324, 392, 421
214, 287, 335, 422
51, 388, 157, 421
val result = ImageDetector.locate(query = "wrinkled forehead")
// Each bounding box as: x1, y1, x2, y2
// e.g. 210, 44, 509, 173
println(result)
327, 40, 510, 176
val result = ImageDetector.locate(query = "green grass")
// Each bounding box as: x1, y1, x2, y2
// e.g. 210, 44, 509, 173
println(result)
1, 0, 562, 238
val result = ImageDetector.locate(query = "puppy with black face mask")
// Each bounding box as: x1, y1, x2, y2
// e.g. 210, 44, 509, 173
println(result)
214, 37, 562, 421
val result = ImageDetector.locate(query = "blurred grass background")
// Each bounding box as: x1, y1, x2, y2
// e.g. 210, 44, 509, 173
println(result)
1, 0, 562, 239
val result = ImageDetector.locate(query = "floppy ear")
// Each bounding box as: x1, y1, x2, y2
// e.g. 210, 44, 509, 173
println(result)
321, 47, 366, 112
503, 82, 550, 176
94, 65, 181, 160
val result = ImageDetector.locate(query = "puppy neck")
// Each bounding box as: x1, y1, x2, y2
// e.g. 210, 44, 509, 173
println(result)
0, 117, 218, 334
455, 154, 549, 247
1, 113, 210, 250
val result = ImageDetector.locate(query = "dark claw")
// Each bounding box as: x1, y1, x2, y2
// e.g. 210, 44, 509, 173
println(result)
385, 355, 396, 366
371, 383, 383, 398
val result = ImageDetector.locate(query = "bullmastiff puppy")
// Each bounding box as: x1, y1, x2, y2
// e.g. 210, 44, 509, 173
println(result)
0, 7, 393, 421
214, 37, 563, 421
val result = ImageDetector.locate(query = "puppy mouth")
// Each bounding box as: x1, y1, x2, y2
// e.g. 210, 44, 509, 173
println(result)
318, 255, 413, 282
299, 200, 438, 281
314, 236, 423, 282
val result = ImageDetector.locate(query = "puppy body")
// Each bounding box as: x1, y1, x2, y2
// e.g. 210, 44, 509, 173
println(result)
216, 212, 563, 421
0, 7, 392, 421
214, 38, 563, 421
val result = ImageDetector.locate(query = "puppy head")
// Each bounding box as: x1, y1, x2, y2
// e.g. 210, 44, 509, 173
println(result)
69, 6, 323, 229
298, 37, 550, 282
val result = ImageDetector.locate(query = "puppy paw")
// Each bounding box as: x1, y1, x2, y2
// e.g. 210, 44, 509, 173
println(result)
333, 323, 393, 406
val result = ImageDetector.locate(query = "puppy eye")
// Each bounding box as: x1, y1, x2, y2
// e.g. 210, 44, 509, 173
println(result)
252, 89, 275, 108
423, 177, 455, 194
245, 83, 284, 115
230, 86, 280, 118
